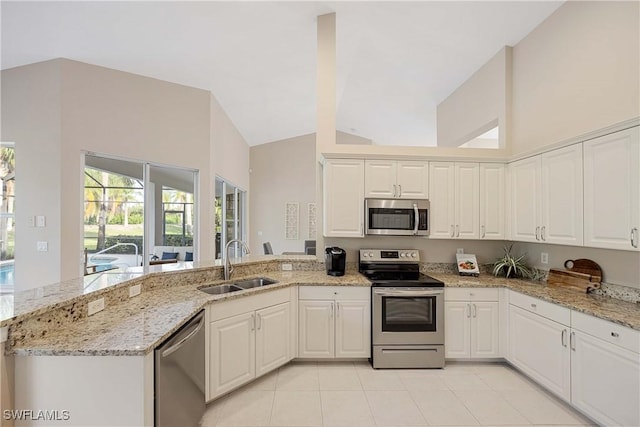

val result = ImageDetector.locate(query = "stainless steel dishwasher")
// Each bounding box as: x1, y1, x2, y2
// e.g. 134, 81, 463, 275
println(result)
155, 309, 205, 427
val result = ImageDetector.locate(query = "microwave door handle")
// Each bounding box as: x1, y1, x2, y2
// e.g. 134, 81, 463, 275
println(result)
413, 204, 419, 235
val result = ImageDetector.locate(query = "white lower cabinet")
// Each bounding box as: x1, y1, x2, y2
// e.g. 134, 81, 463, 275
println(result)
508, 304, 571, 401
445, 288, 500, 359
508, 291, 640, 426
207, 289, 292, 400
298, 286, 371, 359
570, 314, 640, 427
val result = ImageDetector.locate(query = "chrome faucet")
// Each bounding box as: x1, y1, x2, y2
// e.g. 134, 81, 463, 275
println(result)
224, 239, 250, 280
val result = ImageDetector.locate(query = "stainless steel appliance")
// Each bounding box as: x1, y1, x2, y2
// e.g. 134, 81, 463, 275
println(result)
360, 249, 445, 369
325, 246, 346, 276
365, 198, 430, 236
155, 310, 205, 427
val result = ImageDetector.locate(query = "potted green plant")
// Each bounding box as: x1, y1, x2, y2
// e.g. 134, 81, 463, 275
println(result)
493, 245, 532, 279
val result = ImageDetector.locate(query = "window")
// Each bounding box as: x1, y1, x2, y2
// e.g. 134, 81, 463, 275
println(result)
162, 187, 194, 246
215, 177, 246, 259
0, 144, 15, 293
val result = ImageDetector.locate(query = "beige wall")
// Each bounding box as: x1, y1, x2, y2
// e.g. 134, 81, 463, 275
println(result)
511, 1, 640, 156
1, 58, 253, 289
250, 134, 316, 255
211, 94, 250, 191
1, 60, 63, 288
516, 242, 640, 290
437, 47, 511, 149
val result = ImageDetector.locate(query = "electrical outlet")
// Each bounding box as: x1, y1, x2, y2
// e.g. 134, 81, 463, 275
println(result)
129, 284, 141, 298
88, 298, 105, 316
37, 241, 48, 252
282, 263, 293, 271
456, 248, 464, 254
541, 252, 549, 264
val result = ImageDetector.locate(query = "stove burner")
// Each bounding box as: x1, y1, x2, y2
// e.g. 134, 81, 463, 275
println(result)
359, 249, 444, 288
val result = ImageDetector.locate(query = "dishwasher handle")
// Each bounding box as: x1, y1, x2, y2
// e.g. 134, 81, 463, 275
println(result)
161, 311, 205, 358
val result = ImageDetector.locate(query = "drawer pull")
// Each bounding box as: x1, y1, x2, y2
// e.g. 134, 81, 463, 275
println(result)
611, 332, 620, 338
531, 303, 537, 308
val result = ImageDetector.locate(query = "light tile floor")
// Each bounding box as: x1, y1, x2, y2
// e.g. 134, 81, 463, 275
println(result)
200, 361, 595, 427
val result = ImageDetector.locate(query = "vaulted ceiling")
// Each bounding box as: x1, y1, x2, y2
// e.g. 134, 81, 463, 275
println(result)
1, 1, 563, 146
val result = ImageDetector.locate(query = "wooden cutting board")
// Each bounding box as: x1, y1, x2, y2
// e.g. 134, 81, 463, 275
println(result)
547, 259, 602, 293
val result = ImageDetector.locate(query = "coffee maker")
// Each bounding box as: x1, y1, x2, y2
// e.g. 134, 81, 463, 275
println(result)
325, 247, 346, 276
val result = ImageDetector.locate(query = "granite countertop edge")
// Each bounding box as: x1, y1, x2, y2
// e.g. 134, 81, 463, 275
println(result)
8, 272, 640, 357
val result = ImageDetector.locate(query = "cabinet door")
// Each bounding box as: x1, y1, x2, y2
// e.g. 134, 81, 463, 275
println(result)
364, 160, 396, 198
509, 157, 541, 242
455, 163, 480, 239
508, 305, 571, 401
584, 127, 640, 251
571, 330, 640, 427
256, 302, 291, 377
479, 163, 505, 240
541, 145, 583, 246
323, 159, 365, 237
445, 302, 471, 358
396, 161, 429, 199
335, 300, 371, 358
298, 300, 334, 358
209, 312, 256, 398
429, 162, 456, 238
470, 302, 500, 358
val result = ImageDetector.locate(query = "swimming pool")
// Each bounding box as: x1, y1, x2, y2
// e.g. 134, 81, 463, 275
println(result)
0, 262, 15, 290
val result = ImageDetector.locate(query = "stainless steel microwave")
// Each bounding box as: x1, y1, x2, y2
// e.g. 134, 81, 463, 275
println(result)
365, 198, 430, 236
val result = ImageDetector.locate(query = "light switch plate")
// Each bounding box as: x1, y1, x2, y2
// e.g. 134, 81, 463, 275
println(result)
541, 253, 549, 264
36, 215, 46, 227
129, 284, 141, 298
282, 263, 293, 271
88, 298, 105, 316
456, 248, 464, 254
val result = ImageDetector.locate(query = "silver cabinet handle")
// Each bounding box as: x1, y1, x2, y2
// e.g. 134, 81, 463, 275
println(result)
336, 301, 340, 317
466, 304, 471, 318
398, 184, 402, 198
450, 225, 455, 237
531, 303, 537, 309
541, 226, 546, 241
481, 225, 486, 238
472, 303, 477, 318
535, 226, 540, 241
330, 302, 334, 318
611, 332, 619, 338
561, 329, 567, 347
393, 184, 397, 198
631, 228, 638, 248
570, 331, 576, 351
257, 313, 262, 330
251, 313, 255, 331
456, 224, 460, 237
360, 222, 363, 236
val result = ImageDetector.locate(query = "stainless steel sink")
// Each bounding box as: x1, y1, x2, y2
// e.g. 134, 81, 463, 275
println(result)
198, 284, 243, 295
232, 277, 278, 289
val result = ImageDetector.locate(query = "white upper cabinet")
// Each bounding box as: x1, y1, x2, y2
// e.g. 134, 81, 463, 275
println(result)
509, 156, 542, 242
365, 160, 428, 199
479, 163, 506, 239
429, 162, 479, 239
583, 127, 640, 251
323, 159, 365, 237
541, 144, 584, 245
510, 145, 583, 246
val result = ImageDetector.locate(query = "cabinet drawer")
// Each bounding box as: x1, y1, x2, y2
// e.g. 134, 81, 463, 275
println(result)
445, 288, 499, 301
509, 291, 570, 326
299, 286, 370, 301
572, 310, 639, 353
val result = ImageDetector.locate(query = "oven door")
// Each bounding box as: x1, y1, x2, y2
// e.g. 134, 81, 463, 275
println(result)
372, 287, 444, 345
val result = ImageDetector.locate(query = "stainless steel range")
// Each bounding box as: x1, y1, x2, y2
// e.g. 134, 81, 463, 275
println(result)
359, 249, 445, 369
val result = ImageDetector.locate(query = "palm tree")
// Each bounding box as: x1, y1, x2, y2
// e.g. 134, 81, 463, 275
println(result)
0, 147, 15, 260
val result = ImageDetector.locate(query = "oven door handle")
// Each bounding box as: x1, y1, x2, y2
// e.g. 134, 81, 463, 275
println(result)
374, 288, 443, 296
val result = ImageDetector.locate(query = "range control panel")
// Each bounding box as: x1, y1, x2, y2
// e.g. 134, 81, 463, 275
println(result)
359, 249, 420, 263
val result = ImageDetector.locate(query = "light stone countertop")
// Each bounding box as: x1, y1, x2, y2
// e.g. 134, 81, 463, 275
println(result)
7, 270, 640, 357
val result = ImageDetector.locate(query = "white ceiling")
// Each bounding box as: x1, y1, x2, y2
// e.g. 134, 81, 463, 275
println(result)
1, 1, 563, 147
